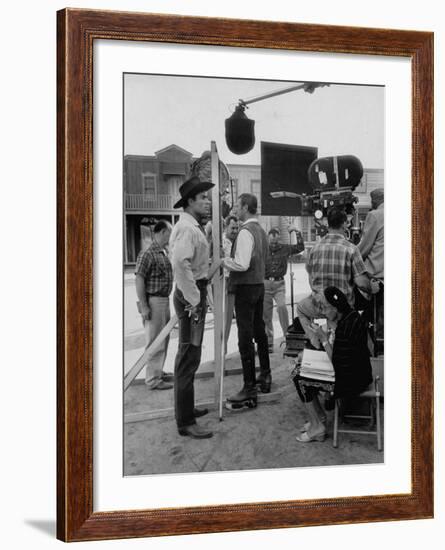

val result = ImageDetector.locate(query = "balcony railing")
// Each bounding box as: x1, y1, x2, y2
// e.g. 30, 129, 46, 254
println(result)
125, 194, 173, 211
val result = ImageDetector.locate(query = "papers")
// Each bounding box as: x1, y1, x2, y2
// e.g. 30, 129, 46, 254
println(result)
300, 349, 335, 382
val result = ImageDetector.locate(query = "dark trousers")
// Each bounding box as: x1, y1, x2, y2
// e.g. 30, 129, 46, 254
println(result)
234, 284, 270, 387
173, 284, 207, 428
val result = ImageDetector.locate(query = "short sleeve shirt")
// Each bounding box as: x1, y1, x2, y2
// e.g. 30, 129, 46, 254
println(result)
306, 233, 367, 305
135, 241, 173, 297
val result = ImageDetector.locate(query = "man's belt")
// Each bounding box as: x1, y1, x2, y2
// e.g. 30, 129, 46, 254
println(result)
266, 276, 284, 281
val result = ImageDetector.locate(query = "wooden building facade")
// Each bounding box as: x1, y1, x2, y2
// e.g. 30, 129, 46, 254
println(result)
124, 145, 384, 266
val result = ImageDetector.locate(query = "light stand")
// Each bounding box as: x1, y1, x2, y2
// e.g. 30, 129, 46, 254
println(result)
225, 82, 329, 154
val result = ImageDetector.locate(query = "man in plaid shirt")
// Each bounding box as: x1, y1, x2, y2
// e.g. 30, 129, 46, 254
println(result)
135, 220, 173, 390
297, 208, 371, 349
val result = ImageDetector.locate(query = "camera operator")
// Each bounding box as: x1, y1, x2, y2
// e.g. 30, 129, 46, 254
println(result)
358, 188, 384, 345
296, 207, 371, 349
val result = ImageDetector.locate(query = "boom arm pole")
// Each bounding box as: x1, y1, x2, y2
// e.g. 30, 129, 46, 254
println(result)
239, 82, 329, 107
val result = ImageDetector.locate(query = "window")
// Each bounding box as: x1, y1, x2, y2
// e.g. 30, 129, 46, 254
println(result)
142, 173, 156, 196
167, 175, 183, 199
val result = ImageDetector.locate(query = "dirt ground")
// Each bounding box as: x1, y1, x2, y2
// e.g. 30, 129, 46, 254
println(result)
124, 347, 384, 476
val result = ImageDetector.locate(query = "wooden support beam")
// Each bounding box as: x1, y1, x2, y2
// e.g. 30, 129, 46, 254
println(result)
210, 142, 226, 420
124, 389, 283, 424
129, 365, 246, 385
123, 315, 177, 392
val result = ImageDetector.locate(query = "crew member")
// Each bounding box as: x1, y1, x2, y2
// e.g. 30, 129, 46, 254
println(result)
358, 188, 384, 346
358, 188, 384, 280
223, 215, 239, 351
170, 176, 219, 439
135, 220, 173, 390
297, 208, 371, 348
222, 193, 271, 401
294, 286, 373, 443
263, 227, 305, 352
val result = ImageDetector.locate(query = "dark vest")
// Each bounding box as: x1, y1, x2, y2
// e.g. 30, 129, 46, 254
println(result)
229, 221, 268, 287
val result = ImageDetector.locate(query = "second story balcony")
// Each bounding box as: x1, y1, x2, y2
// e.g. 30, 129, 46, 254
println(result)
125, 193, 173, 211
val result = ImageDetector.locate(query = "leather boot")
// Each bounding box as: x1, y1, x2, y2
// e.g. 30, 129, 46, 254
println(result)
257, 372, 272, 393
227, 383, 257, 403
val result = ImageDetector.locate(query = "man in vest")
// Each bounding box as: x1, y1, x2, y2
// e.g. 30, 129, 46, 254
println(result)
222, 215, 239, 352
221, 193, 271, 407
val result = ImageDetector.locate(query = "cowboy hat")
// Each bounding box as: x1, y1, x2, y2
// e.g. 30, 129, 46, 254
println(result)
173, 176, 215, 209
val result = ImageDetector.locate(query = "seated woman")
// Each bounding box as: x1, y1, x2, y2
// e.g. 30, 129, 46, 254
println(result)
295, 286, 373, 443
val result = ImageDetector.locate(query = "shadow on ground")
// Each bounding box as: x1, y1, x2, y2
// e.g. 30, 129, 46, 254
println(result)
24, 520, 56, 537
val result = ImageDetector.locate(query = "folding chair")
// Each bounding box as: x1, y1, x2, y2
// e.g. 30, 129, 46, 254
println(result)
332, 364, 383, 451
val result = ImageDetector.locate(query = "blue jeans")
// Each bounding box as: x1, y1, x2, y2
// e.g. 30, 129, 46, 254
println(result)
173, 284, 207, 428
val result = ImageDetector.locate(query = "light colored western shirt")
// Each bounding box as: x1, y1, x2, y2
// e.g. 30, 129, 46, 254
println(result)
222, 234, 234, 278
222, 218, 258, 272
169, 212, 210, 306
358, 203, 384, 279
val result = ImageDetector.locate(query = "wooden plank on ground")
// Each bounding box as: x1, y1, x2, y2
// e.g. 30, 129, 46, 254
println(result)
123, 315, 177, 391
129, 364, 268, 384
124, 389, 283, 424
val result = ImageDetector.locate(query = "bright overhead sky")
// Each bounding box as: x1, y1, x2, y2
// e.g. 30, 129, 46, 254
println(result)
124, 73, 384, 169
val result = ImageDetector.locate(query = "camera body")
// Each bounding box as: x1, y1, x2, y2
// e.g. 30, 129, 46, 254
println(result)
300, 189, 358, 218
302, 155, 363, 241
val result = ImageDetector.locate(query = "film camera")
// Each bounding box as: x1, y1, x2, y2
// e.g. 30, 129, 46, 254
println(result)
303, 155, 363, 243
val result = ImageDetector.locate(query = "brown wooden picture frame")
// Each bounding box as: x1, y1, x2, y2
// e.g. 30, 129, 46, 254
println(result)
57, 8, 434, 542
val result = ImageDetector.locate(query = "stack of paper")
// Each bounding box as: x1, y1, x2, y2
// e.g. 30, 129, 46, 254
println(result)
300, 349, 335, 382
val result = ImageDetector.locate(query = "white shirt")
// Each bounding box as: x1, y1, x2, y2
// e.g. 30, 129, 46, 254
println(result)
169, 212, 209, 306
222, 218, 258, 272
222, 234, 234, 278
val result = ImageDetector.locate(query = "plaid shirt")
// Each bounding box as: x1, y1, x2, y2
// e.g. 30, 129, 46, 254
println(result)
135, 241, 173, 297
306, 233, 366, 305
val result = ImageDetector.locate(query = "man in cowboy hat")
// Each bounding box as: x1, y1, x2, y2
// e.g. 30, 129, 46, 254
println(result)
169, 176, 220, 439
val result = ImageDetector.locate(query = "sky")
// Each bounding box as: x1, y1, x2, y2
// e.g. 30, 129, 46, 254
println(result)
124, 73, 384, 169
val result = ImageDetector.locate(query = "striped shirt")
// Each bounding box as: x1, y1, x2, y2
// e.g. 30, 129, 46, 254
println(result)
306, 233, 367, 305
135, 241, 173, 297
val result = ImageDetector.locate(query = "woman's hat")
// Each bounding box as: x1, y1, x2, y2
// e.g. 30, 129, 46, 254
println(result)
173, 176, 215, 209
324, 286, 351, 313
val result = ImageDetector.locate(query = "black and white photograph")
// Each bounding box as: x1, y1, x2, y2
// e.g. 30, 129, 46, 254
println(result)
1, 0, 440, 545
123, 73, 385, 476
